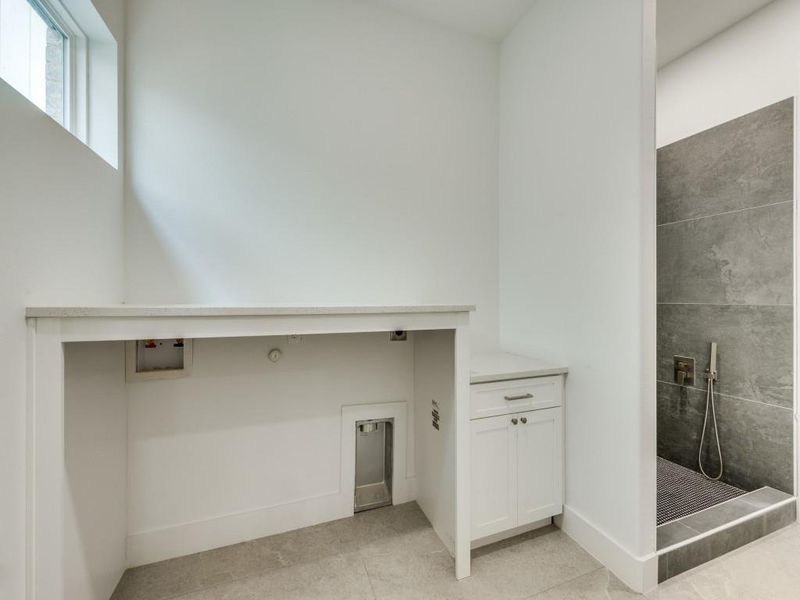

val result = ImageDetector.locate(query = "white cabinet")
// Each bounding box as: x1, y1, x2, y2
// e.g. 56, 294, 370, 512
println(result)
471, 414, 518, 540
516, 408, 563, 526
470, 375, 564, 542
469, 377, 561, 420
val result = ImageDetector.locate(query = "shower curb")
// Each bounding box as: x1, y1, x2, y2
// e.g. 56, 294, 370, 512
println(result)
657, 492, 796, 582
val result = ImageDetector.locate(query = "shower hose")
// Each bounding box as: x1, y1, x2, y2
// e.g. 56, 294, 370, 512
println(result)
698, 374, 723, 481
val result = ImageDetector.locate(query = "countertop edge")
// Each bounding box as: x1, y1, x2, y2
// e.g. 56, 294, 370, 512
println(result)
26, 304, 476, 318
470, 367, 569, 384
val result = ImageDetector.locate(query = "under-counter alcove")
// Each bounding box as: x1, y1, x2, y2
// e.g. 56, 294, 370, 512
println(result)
42, 307, 471, 600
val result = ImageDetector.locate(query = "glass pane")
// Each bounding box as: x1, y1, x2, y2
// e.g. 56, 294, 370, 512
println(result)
0, 0, 66, 125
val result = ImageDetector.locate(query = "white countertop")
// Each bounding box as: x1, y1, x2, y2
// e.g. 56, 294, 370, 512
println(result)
470, 351, 568, 384
25, 304, 475, 318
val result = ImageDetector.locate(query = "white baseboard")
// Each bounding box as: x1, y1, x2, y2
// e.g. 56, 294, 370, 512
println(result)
556, 505, 657, 594
127, 476, 416, 567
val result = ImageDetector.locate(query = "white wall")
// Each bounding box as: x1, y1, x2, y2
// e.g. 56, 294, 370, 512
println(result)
64, 343, 127, 600
658, 0, 800, 147
126, 333, 416, 564
0, 81, 123, 599
124, 0, 500, 349
498, 0, 656, 590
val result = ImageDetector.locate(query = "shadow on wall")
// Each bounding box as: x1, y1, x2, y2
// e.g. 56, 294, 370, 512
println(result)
656, 97, 794, 494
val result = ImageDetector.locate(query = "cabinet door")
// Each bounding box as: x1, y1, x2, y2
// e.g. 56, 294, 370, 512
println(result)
516, 407, 563, 526
471, 414, 517, 540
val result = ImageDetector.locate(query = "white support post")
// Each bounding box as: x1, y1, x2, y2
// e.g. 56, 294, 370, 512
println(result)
454, 318, 471, 579
27, 318, 65, 600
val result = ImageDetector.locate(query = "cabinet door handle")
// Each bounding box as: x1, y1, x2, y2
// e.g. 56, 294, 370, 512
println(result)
504, 393, 533, 401
511, 418, 518, 425
520, 417, 527, 424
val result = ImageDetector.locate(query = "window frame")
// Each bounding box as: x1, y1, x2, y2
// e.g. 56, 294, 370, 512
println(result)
26, 0, 88, 140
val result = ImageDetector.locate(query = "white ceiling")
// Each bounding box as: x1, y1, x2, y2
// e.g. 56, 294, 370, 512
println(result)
657, 0, 776, 67
369, 0, 776, 59
370, 0, 538, 41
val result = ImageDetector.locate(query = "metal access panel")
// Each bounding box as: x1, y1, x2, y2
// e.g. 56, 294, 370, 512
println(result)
354, 418, 394, 512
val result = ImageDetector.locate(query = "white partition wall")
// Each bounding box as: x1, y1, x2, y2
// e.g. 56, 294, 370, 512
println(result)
64, 343, 128, 600
497, 0, 657, 592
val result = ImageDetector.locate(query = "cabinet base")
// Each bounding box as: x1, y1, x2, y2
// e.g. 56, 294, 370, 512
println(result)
471, 516, 554, 550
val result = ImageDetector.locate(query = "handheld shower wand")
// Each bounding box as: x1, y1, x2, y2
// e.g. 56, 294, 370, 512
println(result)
698, 342, 723, 480
708, 342, 717, 381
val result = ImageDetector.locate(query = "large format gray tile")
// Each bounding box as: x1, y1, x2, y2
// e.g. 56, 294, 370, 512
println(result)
658, 521, 699, 550
180, 551, 375, 600
110, 501, 800, 600
657, 98, 794, 225
660, 502, 797, 584
762, 499, 797, 534
660, 512, 767, 581
529, 568, 640, 599
657, 382, 793, 493
680, 496, 765, 534
362, 544, 480, 600
657, 201, 793, 305
656, 304, 793, 407
363, 525, 601, 600
658, 522, 800, 599
111, 553, 206, 600
468, 527, 602, 598
741, 487, 794, 510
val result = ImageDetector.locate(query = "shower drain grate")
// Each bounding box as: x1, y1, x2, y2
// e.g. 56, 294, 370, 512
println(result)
657, 457, 746, 526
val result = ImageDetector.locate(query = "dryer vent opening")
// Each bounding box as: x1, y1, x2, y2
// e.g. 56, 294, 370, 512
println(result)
354, 418, 394, 512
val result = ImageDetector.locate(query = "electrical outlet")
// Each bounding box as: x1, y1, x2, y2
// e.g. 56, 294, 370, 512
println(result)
389, 330, 407, 342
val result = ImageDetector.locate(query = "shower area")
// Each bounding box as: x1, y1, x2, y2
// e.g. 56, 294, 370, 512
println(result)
656, 98, 796, 581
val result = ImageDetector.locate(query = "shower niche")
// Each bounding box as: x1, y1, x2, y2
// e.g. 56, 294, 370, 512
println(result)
354, 418, 394, 512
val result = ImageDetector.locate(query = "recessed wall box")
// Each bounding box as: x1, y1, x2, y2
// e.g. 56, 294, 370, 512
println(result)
126, 338, 193, 381
355, 418, 394, 512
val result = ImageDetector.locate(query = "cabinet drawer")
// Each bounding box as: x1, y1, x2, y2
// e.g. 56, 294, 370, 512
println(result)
470, 376, 562, 420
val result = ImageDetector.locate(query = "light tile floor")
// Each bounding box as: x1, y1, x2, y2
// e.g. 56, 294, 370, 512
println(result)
111, 502, 800, 600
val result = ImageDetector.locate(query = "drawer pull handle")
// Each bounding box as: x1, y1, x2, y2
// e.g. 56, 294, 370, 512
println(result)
504, 393, 533, 401
511, 418, 518, 425
520, 417, 528, 424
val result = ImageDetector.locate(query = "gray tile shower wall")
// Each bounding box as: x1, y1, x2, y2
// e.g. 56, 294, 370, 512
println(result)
657, 98, 794, 224
657, 304, 793, 408
657, 382, 793, 493
657, 202, 793, 305
656, 97, 794, 494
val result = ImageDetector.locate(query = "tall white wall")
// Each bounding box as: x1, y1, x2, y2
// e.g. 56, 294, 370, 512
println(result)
124, 0, 500, 349
498, 0, 656, 590
658, 0, 800, 147
0, 82, 123, 600
64, 343, 127, 600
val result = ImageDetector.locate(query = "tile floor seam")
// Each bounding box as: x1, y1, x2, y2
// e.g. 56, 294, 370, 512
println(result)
656, 302, 793, 307
361, 556, 380, 600
522, 565, 606, 599
656, 380, 793, 410
656, 199, 793, 228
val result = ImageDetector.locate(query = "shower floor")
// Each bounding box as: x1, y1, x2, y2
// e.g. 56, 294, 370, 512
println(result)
657, 457, 746, 525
